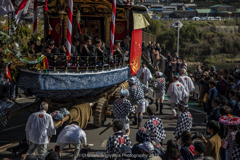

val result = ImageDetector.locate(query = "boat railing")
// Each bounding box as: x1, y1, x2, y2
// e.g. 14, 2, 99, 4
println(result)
27, 53, 128, 71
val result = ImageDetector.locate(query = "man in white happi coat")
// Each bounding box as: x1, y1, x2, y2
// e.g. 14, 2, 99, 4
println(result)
56, 121, 87, 160
136, 62, 152, 87
167, 75, 189, 120
25, 102, 56, 160
179, 69, 195, 101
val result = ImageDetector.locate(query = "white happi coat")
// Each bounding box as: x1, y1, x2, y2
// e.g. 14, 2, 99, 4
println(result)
167, 80, 189, 103
56, 124, 87, 145
25, 110, 56, 144
136, 67, 152, 84
179, 75, 195, 93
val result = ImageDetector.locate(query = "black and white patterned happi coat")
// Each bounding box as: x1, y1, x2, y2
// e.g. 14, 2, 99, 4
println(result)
134, 76, 149, 94
113, 98, 135, 122
174, 110, 193, 139
232, 146, 240, 160
106, 131, 132, 155
128, 84, 145, 105
144, 115, 166, 142
153, 77, 166, 96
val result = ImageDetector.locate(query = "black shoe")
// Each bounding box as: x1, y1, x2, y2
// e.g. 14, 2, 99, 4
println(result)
132, 117, 137, 125
132, 122, 137, 125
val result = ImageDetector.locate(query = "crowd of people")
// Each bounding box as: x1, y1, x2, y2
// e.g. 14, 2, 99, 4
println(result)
27, 36, 131, 66
146, 42, 162, 71
1, 40, 240, 160
136, 49, 240, 160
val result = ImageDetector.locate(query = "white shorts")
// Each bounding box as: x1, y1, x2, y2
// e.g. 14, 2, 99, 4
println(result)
135, 102, 145, 113
155, 93, 165, 100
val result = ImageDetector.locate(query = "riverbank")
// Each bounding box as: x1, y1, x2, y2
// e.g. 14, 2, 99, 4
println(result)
185, 53, 240, 66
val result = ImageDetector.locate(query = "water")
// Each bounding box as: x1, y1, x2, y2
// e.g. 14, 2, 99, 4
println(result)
187, 63, 237, 73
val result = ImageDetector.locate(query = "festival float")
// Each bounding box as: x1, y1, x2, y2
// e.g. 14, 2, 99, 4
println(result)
0, 0, 150, 129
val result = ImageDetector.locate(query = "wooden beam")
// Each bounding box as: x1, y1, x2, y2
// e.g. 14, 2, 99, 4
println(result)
0, 101, 42, 122
0, 141, 18, 151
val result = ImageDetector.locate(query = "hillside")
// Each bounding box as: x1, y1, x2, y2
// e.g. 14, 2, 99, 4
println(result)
143, 15, 240, 63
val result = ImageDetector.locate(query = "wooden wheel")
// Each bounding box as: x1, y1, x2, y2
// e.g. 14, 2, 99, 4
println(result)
94, 98, 107, 127
114, 90, 121, 100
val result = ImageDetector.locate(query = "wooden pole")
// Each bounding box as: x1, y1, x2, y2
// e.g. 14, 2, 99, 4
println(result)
8, 13, 10, 35
0, 101, 42, 122
43, 7, 46, 48
59, 14, 63, 51
0, 141, 18, 152
0, 124, 25, 133
54, 115, 69, 128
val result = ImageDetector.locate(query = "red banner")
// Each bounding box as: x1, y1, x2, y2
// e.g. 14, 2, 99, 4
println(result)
51, 18, 60, 47
130, 29, 142, 76
115, 21, 127, 40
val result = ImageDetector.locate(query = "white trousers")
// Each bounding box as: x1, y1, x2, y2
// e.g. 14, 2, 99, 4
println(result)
135, 102, 146, 113
170, 102, 177, 116
170, 103, 181, 117
28, 142, 48, 160
58, 142, 81, 160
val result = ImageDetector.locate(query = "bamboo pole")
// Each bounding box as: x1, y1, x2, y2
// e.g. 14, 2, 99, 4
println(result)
0, 124, 25, 133
0, 101, 42, 122
0, 141, 18, 150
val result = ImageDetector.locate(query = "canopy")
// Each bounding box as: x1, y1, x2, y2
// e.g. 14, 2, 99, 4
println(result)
133, 12, 150, 30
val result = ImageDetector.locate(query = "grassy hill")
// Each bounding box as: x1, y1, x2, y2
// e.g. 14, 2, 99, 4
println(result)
143, 15, 240, 63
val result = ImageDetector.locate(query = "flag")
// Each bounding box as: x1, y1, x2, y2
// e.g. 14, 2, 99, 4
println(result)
130, 29, 142, 75
76, 10, 82, 34
4, 66, 12, 81
0, 20, 6, 25
48, 23, 52, 34
0, 0, 15, 16
15, 0, 32, 24
44, 0, 48, 11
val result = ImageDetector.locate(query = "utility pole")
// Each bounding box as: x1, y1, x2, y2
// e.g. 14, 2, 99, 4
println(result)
177, 23, 180, 57
172, 21, 183, 57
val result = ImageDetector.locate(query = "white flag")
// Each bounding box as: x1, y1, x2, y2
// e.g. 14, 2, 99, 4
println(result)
0, 0, 15, 16
0, 20, 6, 25
49, 24, 52, 30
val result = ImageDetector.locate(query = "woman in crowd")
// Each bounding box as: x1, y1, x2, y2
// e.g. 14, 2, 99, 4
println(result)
160, 139, 182, 160
180, 131, 195, 160
200, 120, 221, 160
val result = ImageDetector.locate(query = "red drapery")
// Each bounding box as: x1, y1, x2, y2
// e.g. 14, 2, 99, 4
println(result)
130, 29, 142, 76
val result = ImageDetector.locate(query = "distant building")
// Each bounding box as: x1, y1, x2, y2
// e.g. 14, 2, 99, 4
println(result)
196, 5, 238, 17
142, 0, 159, 3
174, 10, 197, 17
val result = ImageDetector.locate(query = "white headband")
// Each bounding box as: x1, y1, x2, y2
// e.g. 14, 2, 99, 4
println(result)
179, 102, 188, 108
